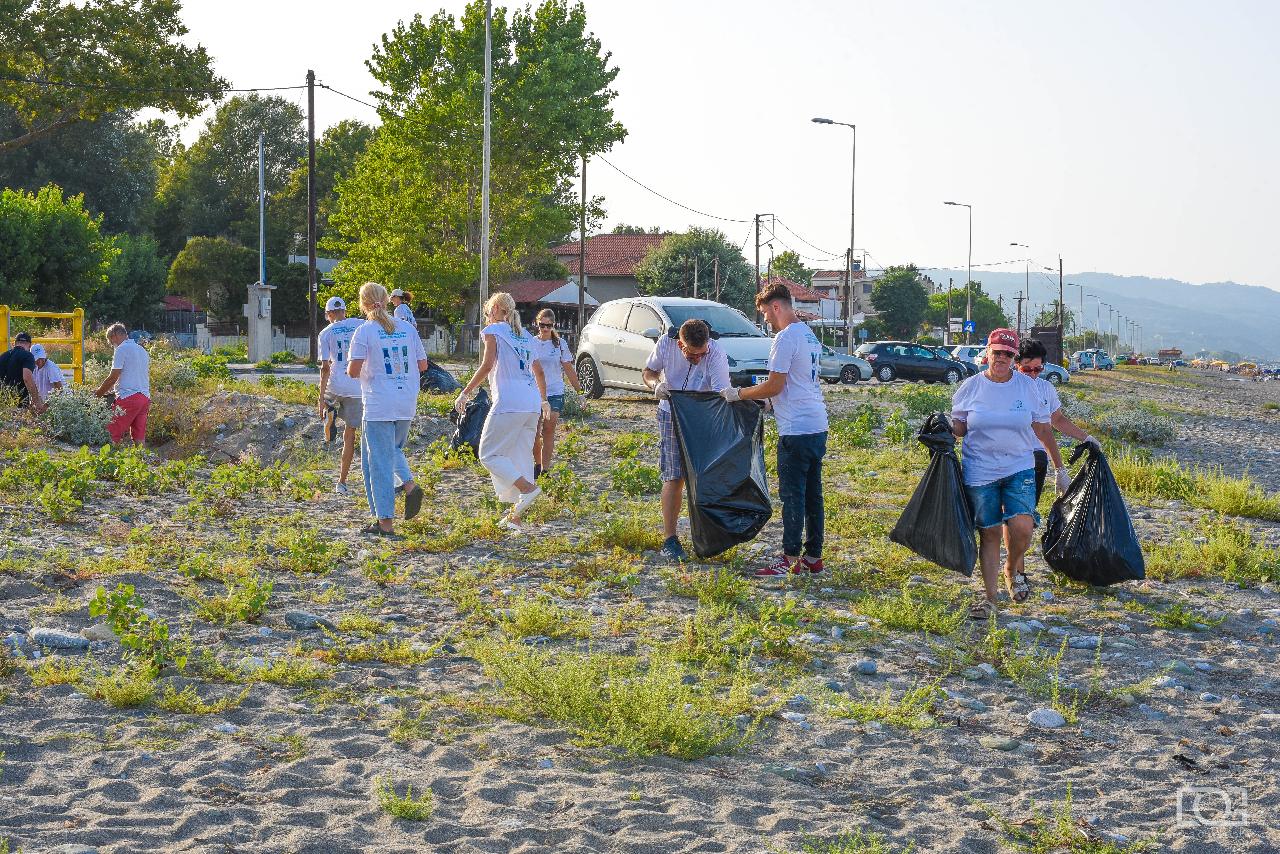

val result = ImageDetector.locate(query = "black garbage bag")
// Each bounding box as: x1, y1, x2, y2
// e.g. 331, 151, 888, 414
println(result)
449, 387, 490, 454
889, 412, 977, 576
421, 360, 461, 394
668, 391, 772, 559
1042, 443, 1145, 586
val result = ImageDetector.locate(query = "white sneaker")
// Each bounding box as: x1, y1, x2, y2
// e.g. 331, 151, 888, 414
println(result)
334, 482, 350, 496
511, 486, 542, 519
497, 517, 523, 534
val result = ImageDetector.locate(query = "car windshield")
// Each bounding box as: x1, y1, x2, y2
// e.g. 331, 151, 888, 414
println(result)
660, 303, 764, 337
855, 343, 876, 355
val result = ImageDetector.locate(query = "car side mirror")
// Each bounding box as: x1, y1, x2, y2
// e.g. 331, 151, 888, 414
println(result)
642, 327, 661, 340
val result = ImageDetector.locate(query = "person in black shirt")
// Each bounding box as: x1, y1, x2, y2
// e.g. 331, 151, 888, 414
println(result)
0, 332, 46, 412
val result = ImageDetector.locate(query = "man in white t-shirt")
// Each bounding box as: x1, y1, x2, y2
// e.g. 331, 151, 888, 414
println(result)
29, 344, 64, 402
642, 318, 731, 562
94, 323, 151, 444
724, 282, 829, 577
317, 296, 365, 495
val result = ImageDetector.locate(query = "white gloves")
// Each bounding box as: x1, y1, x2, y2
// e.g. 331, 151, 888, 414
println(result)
1054, 466, 1071, 496
653, 380, 671, 400
721, 386, 741, 402
1081, 434, 1102, 451
453, 390, 471, 415
541, 400, 552, 420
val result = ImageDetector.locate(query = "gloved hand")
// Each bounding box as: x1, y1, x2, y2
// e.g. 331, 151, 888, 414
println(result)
721, 386, 741, 402
453, 389, 471, 415
653, 380, 671, 400
317, 399, 326, 418
1081, 434, 1102, 451
1054, 466, 1071, 496
541, 400, 552, 420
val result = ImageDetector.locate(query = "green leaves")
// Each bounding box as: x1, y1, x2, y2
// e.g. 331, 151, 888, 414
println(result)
0, 184, 116, 309
633, 227, 757, 314
89, 583, 188, 674
869, 266, 929, 339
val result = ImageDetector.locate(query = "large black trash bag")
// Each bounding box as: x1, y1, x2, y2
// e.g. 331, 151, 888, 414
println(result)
449, 387, 490, 454
669, 391, 772, 559
1042, 443, 1145, 586
889, 412, 977, 576
421, 360, 461, 394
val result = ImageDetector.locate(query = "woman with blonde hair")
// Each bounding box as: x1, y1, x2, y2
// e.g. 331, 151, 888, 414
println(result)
529, 307, 582, 476
347, 282, 428, 536
455, 292, 549, 529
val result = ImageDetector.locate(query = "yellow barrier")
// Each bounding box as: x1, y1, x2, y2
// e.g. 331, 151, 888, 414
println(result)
0, 306, 85, 384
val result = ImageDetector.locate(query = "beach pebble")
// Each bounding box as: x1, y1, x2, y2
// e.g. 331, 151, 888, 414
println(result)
1153, 676, 1184, 689
979, 736, 1020, 751
824, 680, 844, 693
854, 659, 877, 675
907, 575, 927, 586
213, 722, 239, 734
30, 627, 90, 650
258, 627, 272, 637
778, 711, 807, 724
50, 846, 99, 854
1199, 693, 1222, 703
1194, 662, 1213, 672
1168, 660, 1196, 676
798, 633, 825, 644
680, 674, 699, 686
238, 657, 266, 671
1138, 703, 1167, 721
284, 611, 336, 632
3, 633, 33, 657
522, 635, 552, 646
1027, 708, 1067, 729
1047, 626, 1070, 636
1069, 636, 1101, 650
1040, 590, 1055, 602
830, 626, 845, 640
81, 623, 116, 643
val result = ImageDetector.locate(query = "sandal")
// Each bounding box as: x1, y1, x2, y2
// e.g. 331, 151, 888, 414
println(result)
403, 484, 423, 521
969, 594, 994, 620
1005, 572, 1030, 603
360, 522, 400, 539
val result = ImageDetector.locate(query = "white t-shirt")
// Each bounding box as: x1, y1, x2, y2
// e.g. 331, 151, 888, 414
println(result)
766, 321, 828, 436
393, 303, 415, 325
348, 318, 426, 421
483, 322, 541, 414
318, 317, 363, 398
112, 339, 150, 399
531, 334, 574, 397
644, 334, 731, 413
951, 371, 1051, 485
33, 360, 64, 401
1035, 376, 1062, 416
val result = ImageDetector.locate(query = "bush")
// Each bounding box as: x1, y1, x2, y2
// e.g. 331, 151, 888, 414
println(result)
1096, 408, 1176, 445
610, 458, 662, 496
42, 387, 113, 445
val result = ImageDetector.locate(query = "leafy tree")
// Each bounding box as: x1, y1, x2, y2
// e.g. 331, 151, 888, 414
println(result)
0, 0, 224, 153
1065, 330, 1118, 352
770, 250, 812, 286
870, 265, 928, 339
166, 236, 257, 322
325, 0, 626, 324
611, 223, 663, 235
88, 233, 166, 328
633, 228, 756, 313
0, 184, 117, 308
1033, 300, 1076, 334
923, 283, 1010, 339
153, 95, 306, 257
275, 119, 375, 255
0, 107, 165, 234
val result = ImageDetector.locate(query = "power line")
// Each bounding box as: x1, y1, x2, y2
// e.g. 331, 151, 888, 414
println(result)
596, 155, 751, 224
316, 82, 382, 112
0, 72, 302, 94
774, 217, 841, 258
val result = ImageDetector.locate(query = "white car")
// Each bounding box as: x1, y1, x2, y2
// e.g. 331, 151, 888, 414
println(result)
949, 345, 986, 364
575, 297, 772, 396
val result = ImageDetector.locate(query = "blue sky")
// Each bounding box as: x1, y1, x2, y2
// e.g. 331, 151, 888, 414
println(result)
173, 0, 1280, 290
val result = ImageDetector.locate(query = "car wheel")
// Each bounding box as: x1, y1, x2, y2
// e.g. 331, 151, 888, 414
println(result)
1046, 371, 1062, 385
875, 364, 897, 383
944, 368, 961, 385
577, 356, 605, 399
840, 365, 858, 384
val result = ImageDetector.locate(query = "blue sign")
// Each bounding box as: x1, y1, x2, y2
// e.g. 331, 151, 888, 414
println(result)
858, 327, 869, 340
963, 320, 976, 333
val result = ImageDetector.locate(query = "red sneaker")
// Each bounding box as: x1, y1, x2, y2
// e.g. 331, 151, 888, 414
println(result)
799, 556, 825, 574
754, 555, 795, 577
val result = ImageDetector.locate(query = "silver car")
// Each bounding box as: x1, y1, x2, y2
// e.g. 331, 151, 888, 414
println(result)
819, 345, 872, 384
575, 297, 773, 397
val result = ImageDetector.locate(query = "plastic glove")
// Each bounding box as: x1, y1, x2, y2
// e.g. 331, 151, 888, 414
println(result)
653, 380, 671, 400
721, 386, 741, 403
541, 400, 552, 420
1082, 434, 1102, 451
453, 390, 471, 415
1054, 466, 1071, 496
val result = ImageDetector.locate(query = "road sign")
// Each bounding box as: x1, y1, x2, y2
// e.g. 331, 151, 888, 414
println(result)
858, 327, 869, 340
963, 320, 976, 333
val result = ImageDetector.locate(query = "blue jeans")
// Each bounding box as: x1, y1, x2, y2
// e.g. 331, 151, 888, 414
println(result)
778, 431, 827, 559
965, 468, 1038, 530
361, 419, 413, 520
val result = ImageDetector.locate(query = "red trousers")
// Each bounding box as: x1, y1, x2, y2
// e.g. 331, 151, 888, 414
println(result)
107, 393, 150, 443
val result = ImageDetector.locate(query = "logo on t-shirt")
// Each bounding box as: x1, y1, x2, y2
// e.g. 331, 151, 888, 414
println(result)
1011, 399, 1026, 411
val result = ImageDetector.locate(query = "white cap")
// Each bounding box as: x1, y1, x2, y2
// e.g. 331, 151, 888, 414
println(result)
325, 296, 346, 311
30, 344, 46, 359
390, 288, 406, 297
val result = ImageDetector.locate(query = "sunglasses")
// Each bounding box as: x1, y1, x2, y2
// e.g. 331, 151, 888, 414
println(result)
1018, 364, 1044, 375
990, 349, 1015, 359
537, 322, 554, 328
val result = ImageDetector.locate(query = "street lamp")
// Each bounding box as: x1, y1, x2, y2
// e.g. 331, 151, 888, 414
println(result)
812, 117, 856, 349
944, 201, 972, 343
1010, 242, 1030, 336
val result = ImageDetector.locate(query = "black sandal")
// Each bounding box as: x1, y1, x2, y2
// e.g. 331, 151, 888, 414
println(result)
403, 484, 423, 521
360, 522, 400, 539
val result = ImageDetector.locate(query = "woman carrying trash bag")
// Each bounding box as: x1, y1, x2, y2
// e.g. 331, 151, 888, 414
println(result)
455, 292, 550, 531
1015, 337, 1100, 503
951, 328, 1055, 618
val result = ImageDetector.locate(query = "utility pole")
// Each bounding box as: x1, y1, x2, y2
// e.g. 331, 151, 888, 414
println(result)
578, 155, 586, 339
693, 256, 698, 299
754, 214, 762, 290
478, 0, 493, 352
713, 256, 720, 302
1057, 256, 1064, 340
306, 70, 317, 362
945, 277, 953, 346
1015, 292, 1025, 336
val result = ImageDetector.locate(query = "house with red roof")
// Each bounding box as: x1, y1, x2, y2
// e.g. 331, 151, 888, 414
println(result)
760, 276, 844, 327
498, 278, 600, 339
811, 265, 878, 320
551, 233, 669, 304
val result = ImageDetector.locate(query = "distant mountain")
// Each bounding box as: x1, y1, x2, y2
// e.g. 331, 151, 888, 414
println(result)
921, 270, 1280, 360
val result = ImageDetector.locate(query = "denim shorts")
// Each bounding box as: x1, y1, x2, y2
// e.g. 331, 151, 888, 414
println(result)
965, 468, 1039, 529
546, 394, 564, 414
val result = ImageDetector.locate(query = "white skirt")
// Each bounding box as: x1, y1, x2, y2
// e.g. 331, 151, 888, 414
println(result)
478, 410, 539, 503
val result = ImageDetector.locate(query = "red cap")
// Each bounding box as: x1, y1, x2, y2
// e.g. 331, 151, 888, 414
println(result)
987, 328, 1019, 352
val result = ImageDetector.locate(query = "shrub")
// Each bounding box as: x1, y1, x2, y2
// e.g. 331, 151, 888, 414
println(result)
1096, 408, 1176, 445
374, 778, 434, 821
610, 459, 662, 496
560, 389, 590, 420
194, 574, 273, 625
42, 387, 113, 445
89, 583, 188, 673
899, 385, 952, 419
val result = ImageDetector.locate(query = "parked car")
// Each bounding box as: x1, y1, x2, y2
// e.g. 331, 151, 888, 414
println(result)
1091, 349, 1116, 370
1070, 350, 1096, 371
1040, 362, 1070, 385
819, 345, 872, 384
853, 340, 968, 384
948, 345, 986, 365
575, 297, 773, 397
926, 345, 978, 377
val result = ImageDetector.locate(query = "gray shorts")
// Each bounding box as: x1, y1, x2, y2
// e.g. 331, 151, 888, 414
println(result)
325, 393, 363, 428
